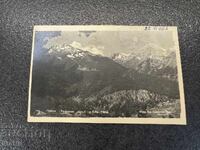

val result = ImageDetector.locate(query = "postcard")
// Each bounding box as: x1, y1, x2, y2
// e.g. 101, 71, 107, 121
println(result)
28, 25, 186, 124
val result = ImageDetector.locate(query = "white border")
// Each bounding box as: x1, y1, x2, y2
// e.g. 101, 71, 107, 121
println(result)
28, 25, 186, 125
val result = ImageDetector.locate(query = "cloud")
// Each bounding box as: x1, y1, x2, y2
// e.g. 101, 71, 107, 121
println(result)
70, 41, 104, 56
43, 30, 174, 56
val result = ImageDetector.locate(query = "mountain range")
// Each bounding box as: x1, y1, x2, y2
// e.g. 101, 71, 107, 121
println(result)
31, 43, 180, 117
112, 43, 177, 80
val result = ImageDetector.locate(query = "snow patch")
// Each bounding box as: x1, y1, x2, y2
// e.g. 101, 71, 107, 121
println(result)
77, 65, 98, 71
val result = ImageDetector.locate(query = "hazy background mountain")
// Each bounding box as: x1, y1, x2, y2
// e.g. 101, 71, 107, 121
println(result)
112, 43, 178, 80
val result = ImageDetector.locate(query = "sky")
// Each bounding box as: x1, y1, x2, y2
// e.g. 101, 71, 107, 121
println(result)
34, 31, 61, 60
37, 30, 175, 57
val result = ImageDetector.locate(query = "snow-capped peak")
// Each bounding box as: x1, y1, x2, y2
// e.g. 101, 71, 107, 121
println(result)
138, 43, 168, 57
111, 53, 130, 64
48, 43, 90, 59
47, 41, 106, 60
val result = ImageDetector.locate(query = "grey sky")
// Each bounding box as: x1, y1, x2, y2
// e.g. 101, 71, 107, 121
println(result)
44, 31, 175, 56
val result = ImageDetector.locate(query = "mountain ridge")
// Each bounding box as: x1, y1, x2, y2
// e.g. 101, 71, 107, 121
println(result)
31, 43, 180, 117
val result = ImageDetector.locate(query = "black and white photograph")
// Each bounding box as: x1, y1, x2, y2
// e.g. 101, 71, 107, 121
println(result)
28, 26, 186, 124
